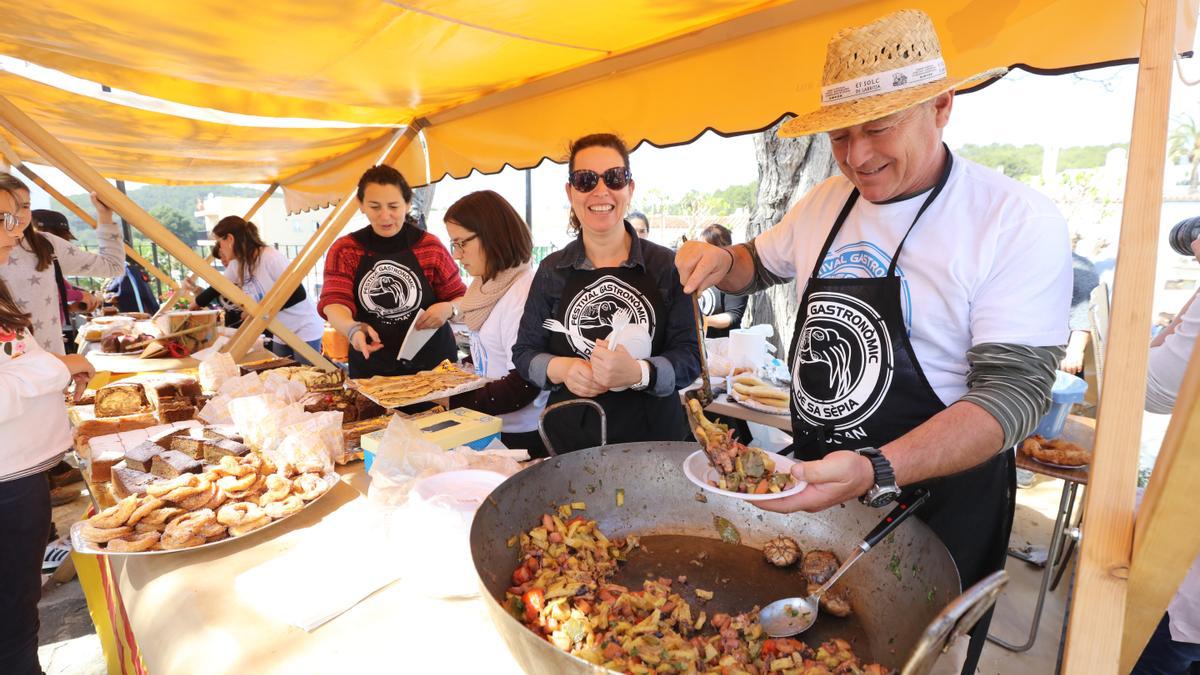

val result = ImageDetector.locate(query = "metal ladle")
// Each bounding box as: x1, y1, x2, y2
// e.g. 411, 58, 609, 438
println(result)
760, 488, 931, 638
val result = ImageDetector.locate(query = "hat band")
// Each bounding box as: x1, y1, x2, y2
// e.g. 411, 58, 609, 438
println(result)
820, 57, 947, 106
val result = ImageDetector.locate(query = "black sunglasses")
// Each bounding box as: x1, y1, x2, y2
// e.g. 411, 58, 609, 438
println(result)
568, 167, 632, 193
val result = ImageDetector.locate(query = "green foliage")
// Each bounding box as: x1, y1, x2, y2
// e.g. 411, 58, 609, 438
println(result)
634, 180, 757, 218
958, 143, 1128, 179
1169, 114, 1200, 191
957, 144, 1042, 178
147, 205, 199, 245
59, 184, 259, 242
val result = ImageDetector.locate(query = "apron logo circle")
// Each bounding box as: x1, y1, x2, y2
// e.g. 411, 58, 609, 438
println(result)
564, 275, 655, 358
358, 260, 423, 322
698, 287, 717, 316
793, 291, 893, 431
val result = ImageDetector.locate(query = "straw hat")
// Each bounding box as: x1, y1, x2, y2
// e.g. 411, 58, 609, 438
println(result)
778, 9, 1007, 138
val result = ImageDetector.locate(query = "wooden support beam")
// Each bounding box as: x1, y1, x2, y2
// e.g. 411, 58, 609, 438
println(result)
242, 182, 278, 221
0, 135, 178, 290
1121, 337, 1200, 670
1062, 0, 1177, 671
0, 93, 333, 370
223, 126, 417, 360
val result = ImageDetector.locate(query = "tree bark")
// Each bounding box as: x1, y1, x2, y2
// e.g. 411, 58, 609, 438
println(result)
410, 184, 437, 230
744, 121, 839, 358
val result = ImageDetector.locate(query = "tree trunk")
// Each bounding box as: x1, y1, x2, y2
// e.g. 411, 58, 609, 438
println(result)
744, 121, 839, 359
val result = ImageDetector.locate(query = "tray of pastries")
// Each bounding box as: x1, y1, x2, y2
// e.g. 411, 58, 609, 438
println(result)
72, 424, 338, 555
350, 360, 485, 409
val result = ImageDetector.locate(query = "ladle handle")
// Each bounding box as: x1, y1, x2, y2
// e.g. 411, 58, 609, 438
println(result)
862, 487, 930, 549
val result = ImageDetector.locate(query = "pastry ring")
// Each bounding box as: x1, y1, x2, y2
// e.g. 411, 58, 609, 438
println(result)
292, 474, 331, 501
263, 495, 304, 519
81, 523, 133, 544
258, 474, 292, 505
105, 532, 160, 552
89, 496, 139, 529
217, 501, 266, 527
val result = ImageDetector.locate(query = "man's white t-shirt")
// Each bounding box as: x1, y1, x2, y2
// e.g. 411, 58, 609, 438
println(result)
469, 267, 549, 433
755, 153, 1071, 406
224, 247, 326, 342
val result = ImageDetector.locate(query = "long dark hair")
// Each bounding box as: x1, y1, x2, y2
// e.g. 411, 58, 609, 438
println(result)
212, 215, 266, 286
0, 173, 53, 272
566, 133, 631, 235
0, 187, 32, 332
444, 191, 532, 282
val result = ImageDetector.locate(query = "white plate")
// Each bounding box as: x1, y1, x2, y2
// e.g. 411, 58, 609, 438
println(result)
727, 380, 790, 416
410, 469, 507, 515
70, 472, 341, 557
1030, 457, 1089, 470
682, 449, 806, 502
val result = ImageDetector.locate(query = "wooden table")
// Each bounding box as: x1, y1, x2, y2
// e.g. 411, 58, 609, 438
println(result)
93, 465, 524, 674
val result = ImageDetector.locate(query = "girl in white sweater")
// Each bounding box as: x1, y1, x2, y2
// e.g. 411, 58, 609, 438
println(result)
0, 185, 93, 674
0, 173, 124, 354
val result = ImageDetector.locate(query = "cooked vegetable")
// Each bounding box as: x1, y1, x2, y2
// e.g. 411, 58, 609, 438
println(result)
505, 515, 890, 674
763, 535, 802, 567
713, 515, 741, 545
689, 399, 794, 494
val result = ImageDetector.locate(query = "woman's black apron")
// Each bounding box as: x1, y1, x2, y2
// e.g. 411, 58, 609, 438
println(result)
786, 153, 1013, 674
542, 266, 689, 453
348, 226, 457, 379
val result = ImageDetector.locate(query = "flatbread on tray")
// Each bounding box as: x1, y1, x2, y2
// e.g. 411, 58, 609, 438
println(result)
351, 360, 485, 408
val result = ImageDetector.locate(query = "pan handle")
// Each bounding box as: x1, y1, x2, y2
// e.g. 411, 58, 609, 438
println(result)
537, 399, 608, 457
861, 487, 930, 550
900, 570, 1008, 675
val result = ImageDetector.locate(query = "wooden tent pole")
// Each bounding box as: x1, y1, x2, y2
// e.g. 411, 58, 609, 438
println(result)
0, 93, 332, 369
223, 126, 418, 360
1061, 0, 1177, 671
1121, 338, 1200, 670
242, 182, 278, 221
0, 136, 178, 290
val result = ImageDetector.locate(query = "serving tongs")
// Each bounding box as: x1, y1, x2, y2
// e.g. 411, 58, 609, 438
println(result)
683, 292, 718, 458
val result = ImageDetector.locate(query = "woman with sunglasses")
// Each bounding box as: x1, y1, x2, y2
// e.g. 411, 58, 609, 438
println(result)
443, 191, 549, 457
512, 133, 700, 453
0, 174, 123, 354
319, 165, 465, 378
0, 185, 94, 675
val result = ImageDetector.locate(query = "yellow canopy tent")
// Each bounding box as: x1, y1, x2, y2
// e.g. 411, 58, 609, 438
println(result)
0, 2, 1197, 673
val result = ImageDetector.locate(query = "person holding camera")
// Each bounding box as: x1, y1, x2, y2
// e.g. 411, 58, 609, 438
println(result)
1132, 218, 1200, 673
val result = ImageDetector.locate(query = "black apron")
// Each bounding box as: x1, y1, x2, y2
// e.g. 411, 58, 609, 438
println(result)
542, 266, 689, 453
786, 152, 1013, 674
348, 226, 457, 379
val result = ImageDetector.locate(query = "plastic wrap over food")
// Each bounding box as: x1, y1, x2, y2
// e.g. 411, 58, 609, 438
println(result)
271, 410, 343, 475
228, 394, 308, 454
367, 416, 466, 507
198, 351, 239, 393
199, 371, 306, 424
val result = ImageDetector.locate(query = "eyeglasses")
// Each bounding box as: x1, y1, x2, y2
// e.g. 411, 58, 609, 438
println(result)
0, 212, 16, 232
568, 167, 632, 193
450, 234, 478, 254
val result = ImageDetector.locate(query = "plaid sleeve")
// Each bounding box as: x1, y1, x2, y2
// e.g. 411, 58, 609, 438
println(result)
413, 234, 467, 301
317, 236, 363, 319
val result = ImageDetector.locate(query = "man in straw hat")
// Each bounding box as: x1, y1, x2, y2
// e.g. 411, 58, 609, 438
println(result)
677, 9, 1071, 670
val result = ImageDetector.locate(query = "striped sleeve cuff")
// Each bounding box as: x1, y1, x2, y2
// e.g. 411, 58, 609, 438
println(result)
960, 343, 1064, 449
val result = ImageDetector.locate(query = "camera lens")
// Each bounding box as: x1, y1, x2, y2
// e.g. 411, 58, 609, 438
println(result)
1169, 216, 1200, 256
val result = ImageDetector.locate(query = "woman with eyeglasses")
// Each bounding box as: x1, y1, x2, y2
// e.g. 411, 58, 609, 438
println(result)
512, 133, 700, 453
319, 165, 465, 378
0, 184, 94, 675
194, 215, 325, 364
0, 173, 123, 354
442, 191, 549, 456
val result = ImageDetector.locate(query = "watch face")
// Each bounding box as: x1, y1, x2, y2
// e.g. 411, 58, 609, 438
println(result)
867, 489, 899, 508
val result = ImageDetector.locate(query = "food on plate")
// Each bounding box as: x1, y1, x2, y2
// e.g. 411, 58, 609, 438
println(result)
763, 535, 802, 567
78, 448, 333, 553
203, 439, 251, 464
803, 550, 853, 617
100, 329, 155, 354
687, 399, 795, 494
124, 441, 164, 473
352, 360, 479, 408
300, 388, 385, 423
506, 514, 885, 674
270, 366, 346, 392
237, 357, 299, 375
1020, 435, 1091, 467
340, 415, 392, 452
731, 374, 790, 409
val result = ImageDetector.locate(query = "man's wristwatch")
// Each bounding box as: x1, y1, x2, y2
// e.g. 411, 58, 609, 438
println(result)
855, 447, 902, 508
450, 303, 462, 322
